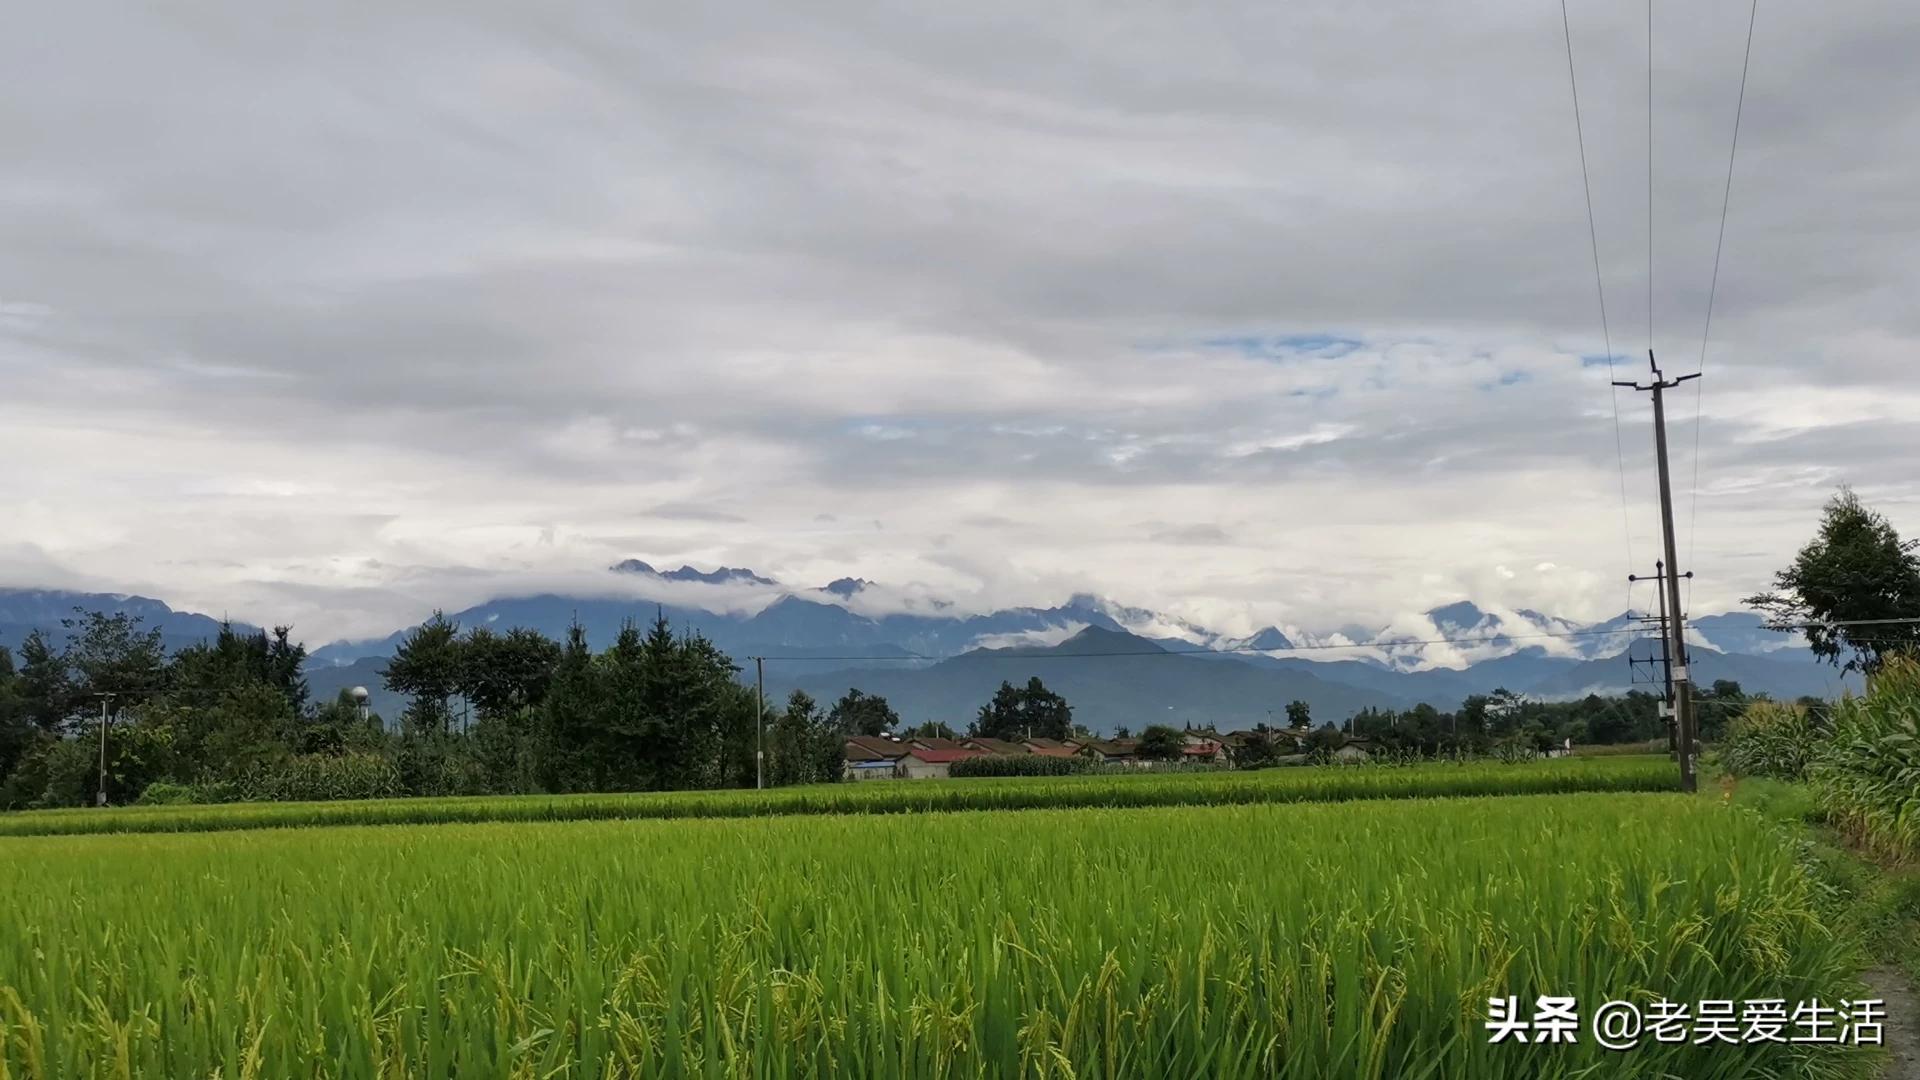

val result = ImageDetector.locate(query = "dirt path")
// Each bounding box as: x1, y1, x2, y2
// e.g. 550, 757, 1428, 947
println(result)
1865, 968, 1920, 1080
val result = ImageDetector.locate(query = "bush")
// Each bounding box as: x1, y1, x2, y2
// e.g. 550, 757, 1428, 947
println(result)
1719, 701, 1824, 781
1813, 656, 1920, 861
136, 781, 242, 805
244, 752, 403, 802
949, 754, 1093, 778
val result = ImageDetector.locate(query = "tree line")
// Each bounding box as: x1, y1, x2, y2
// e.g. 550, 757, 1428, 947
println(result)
0, 609, 913, 808
3, 484, 1910, 807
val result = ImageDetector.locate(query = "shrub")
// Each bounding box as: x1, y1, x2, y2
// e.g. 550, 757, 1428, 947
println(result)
1719, 701, 1824, 780
949, 754, 1093, 778
135, 781, 242, 806
244, 752, 403, 802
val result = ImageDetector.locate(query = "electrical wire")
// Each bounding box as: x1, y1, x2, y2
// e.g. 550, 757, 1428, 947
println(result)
1685, 0, 1761, 619
1559, 0, 1638, 608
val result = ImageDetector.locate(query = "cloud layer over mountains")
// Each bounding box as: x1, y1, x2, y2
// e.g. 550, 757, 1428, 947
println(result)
3, 1, 1917, 643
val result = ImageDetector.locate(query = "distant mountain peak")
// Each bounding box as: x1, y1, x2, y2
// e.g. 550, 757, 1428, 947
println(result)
1054, 625, 1168, 655
824, 577, 871, 598
610, 559, 777, 587
1425, 600, 1491, 627
1232, 626, 1295, 651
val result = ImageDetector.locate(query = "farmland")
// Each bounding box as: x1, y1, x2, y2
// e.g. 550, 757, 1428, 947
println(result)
0, 755, 1674, 837
0, 790, 1874, 1079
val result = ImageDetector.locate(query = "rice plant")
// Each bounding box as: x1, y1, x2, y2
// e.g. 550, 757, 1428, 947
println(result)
0, 792, 1870, 1078
0, 755, 1675, 837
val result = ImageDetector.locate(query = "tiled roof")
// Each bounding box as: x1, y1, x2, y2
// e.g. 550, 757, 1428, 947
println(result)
910, 737, 971, 752
962, 737, 1030, 755
903, 747, 985, 764
845, 735, 909, 760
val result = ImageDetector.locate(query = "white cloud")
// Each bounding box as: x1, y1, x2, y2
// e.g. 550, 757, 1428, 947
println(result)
2, 0, 1917, 644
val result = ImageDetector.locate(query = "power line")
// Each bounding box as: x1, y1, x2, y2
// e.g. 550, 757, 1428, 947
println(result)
1685, 0, 1760, 620
1647, 0, 1656, 358
1559, 0, 1637, 602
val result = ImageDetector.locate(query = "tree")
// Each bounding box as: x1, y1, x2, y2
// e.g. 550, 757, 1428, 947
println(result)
1234, 723, 1277, 770
383, 612, 463, 736
903, 719, 956, 740
971, 677, 1073, 741
769, 690, 829, 786
536, 622, 601, 791
0, 646, 30, 786
1746, 487, 1920, 676
1284, 700, 1311, 731
1137, 724, 1185, 761
63, 609, 167, 714
828, 688, 898, 737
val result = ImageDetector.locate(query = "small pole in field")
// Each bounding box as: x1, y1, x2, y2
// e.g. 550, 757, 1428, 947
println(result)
754, 657, 765, 790
95, 693, 114, 806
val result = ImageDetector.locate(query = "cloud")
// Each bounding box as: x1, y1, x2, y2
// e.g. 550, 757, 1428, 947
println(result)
3, 0, 1918, 643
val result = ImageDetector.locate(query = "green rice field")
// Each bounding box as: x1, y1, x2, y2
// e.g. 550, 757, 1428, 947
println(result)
0, 755, 1673, 837
0, 791, 1871, 1078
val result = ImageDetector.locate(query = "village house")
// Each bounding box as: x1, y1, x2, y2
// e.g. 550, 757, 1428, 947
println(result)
895, 745, 985, 779
1021, 737, 1082, 758
842, 734, 910, 781
959, 737, 1031, 756
1077, 738, 1142, 765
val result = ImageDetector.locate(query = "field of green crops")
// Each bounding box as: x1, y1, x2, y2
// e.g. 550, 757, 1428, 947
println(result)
0, 755, 1673, 837
0, 791, 1871, 1078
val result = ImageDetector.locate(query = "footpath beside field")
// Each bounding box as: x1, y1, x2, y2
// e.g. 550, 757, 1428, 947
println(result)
0, 755, 1674, 837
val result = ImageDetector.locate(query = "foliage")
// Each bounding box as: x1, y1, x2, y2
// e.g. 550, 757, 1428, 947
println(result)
0, 756, 1675, 837
1284, 699, 1311, 730
947, 753, 1093, 778
1811, 656, 1920, 861
1232, 724, 1279, 769
1718, 700, 1825, 781
0, 794, 1868, 1078
768, 690, 841, 786
1136, 724, 1185, 761
244, 751, 403, 802
827, 688, 898, 737
383, 611, 463, 736
970, 677, 1072, 741
1745, 486, 1920, 675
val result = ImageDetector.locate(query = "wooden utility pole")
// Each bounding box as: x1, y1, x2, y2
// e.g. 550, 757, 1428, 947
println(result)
754, 657, 765, 790
1615, 351, 1701, 792
95, 693, 114, 806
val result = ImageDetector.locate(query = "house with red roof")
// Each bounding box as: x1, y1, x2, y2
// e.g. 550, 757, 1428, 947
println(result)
896, 744, 987, 779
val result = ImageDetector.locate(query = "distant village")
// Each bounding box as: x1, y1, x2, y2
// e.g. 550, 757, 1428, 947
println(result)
841, 727, 1376, 780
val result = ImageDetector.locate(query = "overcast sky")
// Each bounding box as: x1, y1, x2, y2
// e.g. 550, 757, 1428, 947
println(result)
3, 1, 1917, 644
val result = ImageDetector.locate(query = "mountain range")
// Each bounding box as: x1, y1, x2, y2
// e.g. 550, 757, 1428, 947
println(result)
0, 569, 1860, 733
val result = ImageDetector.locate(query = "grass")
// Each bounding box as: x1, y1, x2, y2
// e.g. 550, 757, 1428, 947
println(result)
0, 791, 1866, 1078
1721, 770, 1920, 997
0, 755, 1677, 837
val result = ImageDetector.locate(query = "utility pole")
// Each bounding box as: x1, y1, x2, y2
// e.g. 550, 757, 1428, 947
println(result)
754, 657, 765, 790
95, 693, 115, 806
1628, 560, 1690, 756
1615, 351, 1701, 792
